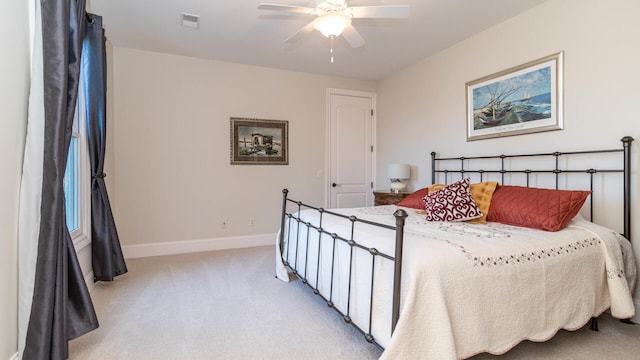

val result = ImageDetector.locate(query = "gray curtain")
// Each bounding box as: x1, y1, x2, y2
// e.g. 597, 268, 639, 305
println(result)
23, 0, 99, 359
82, 13, 128, 281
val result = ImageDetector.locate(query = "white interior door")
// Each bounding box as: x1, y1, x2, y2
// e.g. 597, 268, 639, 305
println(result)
329, 91, 375, 208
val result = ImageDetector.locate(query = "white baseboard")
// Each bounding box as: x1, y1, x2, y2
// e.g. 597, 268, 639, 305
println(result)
84, 270, 95, 293
122, 233, 276, 259
9, 352, 18, 360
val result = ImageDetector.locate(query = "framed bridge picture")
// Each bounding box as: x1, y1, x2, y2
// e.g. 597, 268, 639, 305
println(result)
230, 117, 289, 165
466, 52, 563, 141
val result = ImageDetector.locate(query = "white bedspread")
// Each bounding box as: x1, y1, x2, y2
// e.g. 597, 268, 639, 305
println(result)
275, 205, 637, 359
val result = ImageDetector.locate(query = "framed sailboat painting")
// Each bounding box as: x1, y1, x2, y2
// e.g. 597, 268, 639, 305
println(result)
466, 52, 563, 141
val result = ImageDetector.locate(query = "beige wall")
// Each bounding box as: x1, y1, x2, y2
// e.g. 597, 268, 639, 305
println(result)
377, 0, 640, 300
0, 0, 29, 358
111, 48, 376, 246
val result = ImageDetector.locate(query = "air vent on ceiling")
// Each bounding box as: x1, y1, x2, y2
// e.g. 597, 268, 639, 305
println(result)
181, 12, 200, 29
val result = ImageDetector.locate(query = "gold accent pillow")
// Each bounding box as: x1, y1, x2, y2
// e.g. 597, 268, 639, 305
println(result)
428, 181, 498, 223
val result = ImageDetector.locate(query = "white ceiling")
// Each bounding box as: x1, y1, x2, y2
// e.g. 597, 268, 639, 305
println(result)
87, 0, 548, 81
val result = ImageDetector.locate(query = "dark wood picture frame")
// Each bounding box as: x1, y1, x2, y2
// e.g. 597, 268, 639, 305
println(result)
230, 117, 289, 165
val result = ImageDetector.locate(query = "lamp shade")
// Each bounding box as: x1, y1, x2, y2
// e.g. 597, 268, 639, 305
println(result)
388, 164, 410, 179
313, 13, 351, 38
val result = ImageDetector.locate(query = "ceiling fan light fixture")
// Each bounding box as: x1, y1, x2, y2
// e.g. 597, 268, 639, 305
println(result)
313, 13, 351, 37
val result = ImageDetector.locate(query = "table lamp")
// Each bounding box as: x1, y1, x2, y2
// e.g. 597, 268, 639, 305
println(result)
388, 163, 410, 193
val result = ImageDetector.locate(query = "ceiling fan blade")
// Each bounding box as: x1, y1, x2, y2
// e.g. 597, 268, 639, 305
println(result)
284, 21, 316, 44
349, 5, 410, 19
342, 26, 365, 48
257, 3, 316, 15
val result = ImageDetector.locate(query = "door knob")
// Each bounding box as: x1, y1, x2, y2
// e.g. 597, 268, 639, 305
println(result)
332, 183, 338, 187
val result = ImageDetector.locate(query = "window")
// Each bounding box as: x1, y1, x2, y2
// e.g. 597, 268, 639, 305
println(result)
63, 83, 91, 249
64, 131, 80, 232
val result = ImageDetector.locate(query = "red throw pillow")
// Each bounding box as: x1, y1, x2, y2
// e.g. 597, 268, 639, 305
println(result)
423, 178, 483, 222
486, 185, 591, 232
397, 184, 447, 209
396, 187, 430, 209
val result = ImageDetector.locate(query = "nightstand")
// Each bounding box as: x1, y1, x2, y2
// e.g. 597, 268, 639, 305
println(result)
373, 190, 410, 206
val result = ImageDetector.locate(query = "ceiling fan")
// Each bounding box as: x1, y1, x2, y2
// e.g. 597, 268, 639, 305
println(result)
258, 0, 409, 61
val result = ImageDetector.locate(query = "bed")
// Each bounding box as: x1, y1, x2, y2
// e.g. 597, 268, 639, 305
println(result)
275, 137, 636, 359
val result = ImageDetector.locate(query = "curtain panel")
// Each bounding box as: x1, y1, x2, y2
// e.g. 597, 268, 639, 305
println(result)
21, 0, 99, 359
82, 13, 128, 281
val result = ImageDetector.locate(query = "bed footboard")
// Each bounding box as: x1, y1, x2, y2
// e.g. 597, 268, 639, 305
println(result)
279, 189, 407, 349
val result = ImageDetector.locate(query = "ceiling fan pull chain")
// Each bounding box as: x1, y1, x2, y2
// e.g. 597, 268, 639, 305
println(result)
330, 35, 335, 63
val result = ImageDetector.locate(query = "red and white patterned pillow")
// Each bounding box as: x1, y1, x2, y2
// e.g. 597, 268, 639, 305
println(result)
422, 178, 483, 222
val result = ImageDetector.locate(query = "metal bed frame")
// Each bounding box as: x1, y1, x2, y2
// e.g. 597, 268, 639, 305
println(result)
278, 136, 633, 350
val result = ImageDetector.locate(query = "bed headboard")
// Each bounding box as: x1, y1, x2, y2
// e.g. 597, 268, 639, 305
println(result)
430, 136, 634, 239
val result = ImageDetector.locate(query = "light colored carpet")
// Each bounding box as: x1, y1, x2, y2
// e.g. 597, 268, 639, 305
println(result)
69, 246, 640, 359
69, 246, 381, 360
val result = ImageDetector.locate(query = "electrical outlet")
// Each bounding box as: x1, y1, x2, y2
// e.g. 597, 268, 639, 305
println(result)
221, 220, 228, 229
249, 218, 255, 226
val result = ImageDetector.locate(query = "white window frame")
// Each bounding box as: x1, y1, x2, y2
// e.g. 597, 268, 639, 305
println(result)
68, 80, 91, 251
